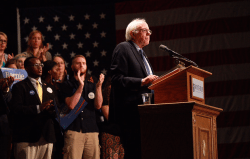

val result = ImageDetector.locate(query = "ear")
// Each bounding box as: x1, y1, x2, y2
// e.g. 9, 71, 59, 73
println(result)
130, 31, 135, 39
48, 70, 52, 75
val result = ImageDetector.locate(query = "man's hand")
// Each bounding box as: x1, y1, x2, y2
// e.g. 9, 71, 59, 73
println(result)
141, 75, 158, 86
0, 76, 14, 92
77, 70, 85, 86
96, 73, 105, 88
94, 73, 105, 110
40, 100, 54, 111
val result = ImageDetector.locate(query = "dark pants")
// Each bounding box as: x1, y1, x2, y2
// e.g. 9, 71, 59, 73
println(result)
0, 114, 12, 159
121, 119, 141, 159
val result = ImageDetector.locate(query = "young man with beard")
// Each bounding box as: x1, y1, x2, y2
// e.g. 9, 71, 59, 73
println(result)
9, 57, 57, 159
59, 55, 104, 159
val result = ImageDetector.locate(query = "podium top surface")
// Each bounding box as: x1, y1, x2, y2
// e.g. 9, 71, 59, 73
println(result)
149, 65, 212, 89
138, 101, 223, 112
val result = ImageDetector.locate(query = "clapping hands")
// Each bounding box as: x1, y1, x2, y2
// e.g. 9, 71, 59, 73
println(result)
0, 76, 14, 92
96, 73, 105, 88
38, 43, 50, 62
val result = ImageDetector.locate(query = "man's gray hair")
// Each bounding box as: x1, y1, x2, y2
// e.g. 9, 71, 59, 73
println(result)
125, 18, 146, 41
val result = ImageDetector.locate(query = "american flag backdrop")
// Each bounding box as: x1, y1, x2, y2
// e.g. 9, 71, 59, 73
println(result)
18, 4, 116, 78
18, 0, 250, 158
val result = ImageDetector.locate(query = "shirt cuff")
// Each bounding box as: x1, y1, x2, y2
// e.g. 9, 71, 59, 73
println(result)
37, 105, 41, 114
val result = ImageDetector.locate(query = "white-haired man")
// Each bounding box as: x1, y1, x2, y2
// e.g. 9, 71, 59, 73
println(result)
110, 18, 158, 159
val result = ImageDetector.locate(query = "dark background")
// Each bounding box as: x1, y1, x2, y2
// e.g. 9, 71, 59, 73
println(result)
0, 0, 128, 55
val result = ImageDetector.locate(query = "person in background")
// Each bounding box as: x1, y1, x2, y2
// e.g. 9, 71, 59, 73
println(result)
0, 32, 14, 67
99, 76, 125, 159
110, 18, 158, 159
9, 57, 57, 159
21, 30, 52, 62
58, 55, 104, 159
5, 59, 17, 69
53, 55, 67, 83
41, 60, 64, 159
42, 60, 61, 89
0, 72, 14, 159
14, 53, 26, 70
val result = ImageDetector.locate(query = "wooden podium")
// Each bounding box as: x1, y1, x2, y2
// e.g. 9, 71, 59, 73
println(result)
149, 65, 212, 104
138, 66, 223, 159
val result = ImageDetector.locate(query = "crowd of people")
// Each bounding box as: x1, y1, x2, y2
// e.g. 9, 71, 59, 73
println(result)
0, 18, 159, 159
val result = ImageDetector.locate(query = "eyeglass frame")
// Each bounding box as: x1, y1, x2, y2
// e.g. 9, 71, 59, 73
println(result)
28, 63, 44, 68
0, 39, 7, 44
133, 28, 152, 34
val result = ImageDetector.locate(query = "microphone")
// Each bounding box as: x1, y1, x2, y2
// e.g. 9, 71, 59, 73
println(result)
159, 44, 198, 67
159, 44, 184, 58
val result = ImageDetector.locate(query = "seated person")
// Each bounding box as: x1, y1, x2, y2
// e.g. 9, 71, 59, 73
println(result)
14, 53, 26, 70
5, 59, 17, 69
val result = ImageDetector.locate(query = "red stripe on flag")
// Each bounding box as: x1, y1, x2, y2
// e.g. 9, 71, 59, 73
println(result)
205, 79, 250, 97
116, 16, 250, 43
115, 0, 238, 15
149, 47, 250, 71
217, 111, 250, 128
218, 142, 250, 158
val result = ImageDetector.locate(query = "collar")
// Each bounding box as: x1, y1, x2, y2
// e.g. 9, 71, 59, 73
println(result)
28, 76, 42, 85
132, 41, 142, 52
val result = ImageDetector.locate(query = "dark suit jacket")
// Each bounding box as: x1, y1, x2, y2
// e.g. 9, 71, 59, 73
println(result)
9, 77, 57, 143
0, 70, 11, 136
0, 70, 11, 116
110, 41, 153, 126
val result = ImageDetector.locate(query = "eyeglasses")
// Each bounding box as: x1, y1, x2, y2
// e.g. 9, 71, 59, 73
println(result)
136, 29, 152, 34
0, 39, 7, 44
29, 63, 44, 68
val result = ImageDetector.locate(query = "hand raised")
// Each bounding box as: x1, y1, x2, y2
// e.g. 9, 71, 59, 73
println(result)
44, 43, 50, 52
96, 73, 105, 87
7, 53, 14, 60
77, 70, 85, 86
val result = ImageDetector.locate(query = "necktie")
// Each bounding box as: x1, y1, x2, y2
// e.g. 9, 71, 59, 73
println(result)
36, 81, 43, 102
139, 49, 152, 75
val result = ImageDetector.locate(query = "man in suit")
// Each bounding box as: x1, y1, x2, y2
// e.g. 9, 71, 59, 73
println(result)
9, 57, 57, 159
0, 72, 14, 159
110, 18, 158, 159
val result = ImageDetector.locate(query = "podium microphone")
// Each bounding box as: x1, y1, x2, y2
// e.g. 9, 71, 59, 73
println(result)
159, 44, 198, 67
159, 44, 184, 58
